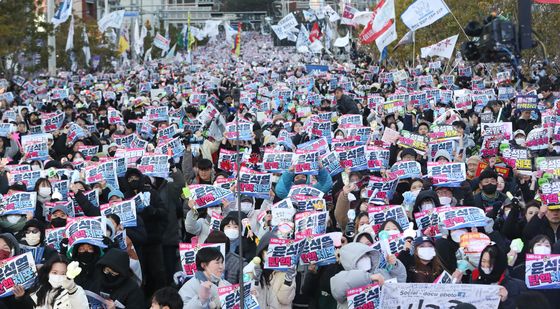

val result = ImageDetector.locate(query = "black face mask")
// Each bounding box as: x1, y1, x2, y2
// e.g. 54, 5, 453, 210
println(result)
108, 150, 116, 157
482, 184, 497, 195
101, 272, 125, 289
128, 179, 140, 190
75, 251, 96, 266
51, 217, 67, 228
294, 179, 307, 185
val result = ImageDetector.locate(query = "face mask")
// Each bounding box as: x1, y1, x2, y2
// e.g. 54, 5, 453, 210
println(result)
356, 256, 371, 271
240, 202, 253, 213
417, 247, 436, 261
51, 217, 67, 228
421, 202, 435, 211
76, 251, 96, 265
515, 138, 525, 146
48, 274, 65, 288
439, 197, 452, 206
31, 165, 41, 171
358, 224, 371, 233
224, 228, 239, 240
386, 229, 400, 236
0, 249, 11, 261
26, 232, 41, 246
533, 245, 551, 255
108, 150, 116, 157
294, 179, 306, 185
450, 230, 466, 243
39, 187, 52, 198
6, 215, 21, 224
129, 180, 140, 190
482, 184, 497, 195
481, 267, 493, 275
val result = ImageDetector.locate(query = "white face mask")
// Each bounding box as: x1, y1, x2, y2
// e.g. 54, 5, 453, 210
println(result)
417, 247, 436, 261
515, 138, 525, 146
358, 224, 371, 234
38, 187, 52, 198
224, 228, 239, 240
356, 256, 371, 271
6, 215, 21, 224
386, 229, 400, 236
533, 245, 551, 255
481, 267, 493, 275
48, 274, 65, 288
421, 202, 435, 211
347, 193, 357, 202
439, 197, 452, 206
31, 165, 41, 171
240, 202, 253, 213
25, 232, 41, 246
451, 230, 466, 243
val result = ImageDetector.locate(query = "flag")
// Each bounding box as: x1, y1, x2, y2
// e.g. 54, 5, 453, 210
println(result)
52, 0, 72, 27
309, 22, 322, 42
393, 30, 415, 51
296, 26, 311, 53
98, 10, 125, 33
380, 47, 389, 62
82, 27, 91, 66
65, 16, 74, 51
401, 0, 450, 31
359, 0, 396, 51
341, 4, 359, 25
334, 31, 350, 47
186, 12, 195, 52
166, 44, 176, 59
225, 21, 237, 44
153, 33, 170, 51
144, 47, 152, 62
133, 19, 142, 55
118, 35, 129, 55
535, 0, 560, 3
352, 11, 374, 26
231, 22, 242, 56
420, 34, 459, 59
325, 22, 334, 50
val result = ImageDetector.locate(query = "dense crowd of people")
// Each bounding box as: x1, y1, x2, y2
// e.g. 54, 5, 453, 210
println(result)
0, 31, 558, 309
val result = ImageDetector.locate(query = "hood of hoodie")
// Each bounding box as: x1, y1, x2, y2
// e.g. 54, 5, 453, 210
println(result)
0, 233, 21, 256
413, 190, 441, 213
96, 248, 130, 276
339, 242, 381, 271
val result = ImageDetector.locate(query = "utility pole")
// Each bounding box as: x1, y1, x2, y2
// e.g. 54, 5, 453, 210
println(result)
47, 0, 56, 75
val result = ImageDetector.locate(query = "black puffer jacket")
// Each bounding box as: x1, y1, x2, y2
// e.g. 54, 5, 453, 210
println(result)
89, 248, 145, 308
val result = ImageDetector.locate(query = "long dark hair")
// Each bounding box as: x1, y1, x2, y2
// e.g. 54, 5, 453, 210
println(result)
29, 255, 68, 307
413, 245, 443, 277
257, 244, 274, 287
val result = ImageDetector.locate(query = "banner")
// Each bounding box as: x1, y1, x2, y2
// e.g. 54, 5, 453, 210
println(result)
293, 150, 320, 175
427, 162, 466, 187
264, 238, 306, 270
179, 243, 226, 278
100, 200, 137, 228
0, 252, 37, 298
347, 284, 380, 309
261, 151, 294, 173
1, 191, 37, 215
401, 0, 450, 31
186, 185, 234, 209
336, 146, 367, 172
137, 154, 170, 178
388, 160, 422, 179
525, 254, 560, 289
300, 232, 341, 266
65, 216, 106, 248
368, 205, 410, 233
218, 282, 260, 309
437, 207, 487, 230
420, 35, 458, 59
295, 211, 328, 238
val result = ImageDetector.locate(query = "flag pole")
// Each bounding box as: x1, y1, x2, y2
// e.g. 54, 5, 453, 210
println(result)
412, 31, 415, 67
442, 2, 469, 39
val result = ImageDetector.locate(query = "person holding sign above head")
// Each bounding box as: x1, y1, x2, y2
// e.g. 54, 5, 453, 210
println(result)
330, 242, 407, 308
523, 202, 560, 245
15, 256, 89, 309
178, 247, 229, 309
275, 163, 332, 200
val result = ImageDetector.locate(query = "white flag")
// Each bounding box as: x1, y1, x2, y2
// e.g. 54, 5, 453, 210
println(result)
165, 44, 176, 59
393, 30, 415, 50
309, 40, 323, 53
296, 26, 311, 53
420, 34, 458, 59
52, 0, 72, 27
225, 21, 237, 43
144, 47, 152, 62
203, 20, 221, 38
98, 10, 126, 33
133, 19, 141, 55
375, 22, 397, 53
352, 11, 374, 26
401, 0, 450, 31
82, 27, 91, 66
334, 32, 350, 47
65, 16, 74, 51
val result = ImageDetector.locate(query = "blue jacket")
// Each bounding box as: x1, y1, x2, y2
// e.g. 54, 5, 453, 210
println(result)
275, 168, 333, 200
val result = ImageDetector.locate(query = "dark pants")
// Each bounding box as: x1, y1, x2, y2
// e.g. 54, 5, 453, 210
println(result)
162, 244, 180, 285
141, 243, 166, 299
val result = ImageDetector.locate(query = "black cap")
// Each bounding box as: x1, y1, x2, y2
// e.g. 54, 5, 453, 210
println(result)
413, 236, 435, 247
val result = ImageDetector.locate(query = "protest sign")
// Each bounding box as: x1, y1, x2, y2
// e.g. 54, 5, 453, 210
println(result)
264, 238, 306, 270
294, 211, 328, 238
225, 121, 253, 141
218, 149, 249, 173
0, 252, 37, 298
66, 123, 88, 146
262, 151, 294, 173
155, 137, 185, 159
84, 160, 118, 188
145, 106, 169, 122
137, 154, 170, 178
297, 137, 329, 156
388, 160, 422, 179
368, 205, 410, 233
271, 198, 296, 226
338, 114, 363, 126
45, 227, 65, 252
40, 112, 64, 133
379, 282, 500, 309
320, 151, 343, 176
179, 243, 226, 278
186, 185, 234, 209
398, 130, 428, 155
300, 232, 341, 266
347, 283, 380, 309
434, 270, 454, 284
414, 207, 453, 237
427, 162, 466, 187
23, 141, 49, 161
525, 254, 560, 289
437, 207, 487, 230
218, 282, 260, 309
288, 185, 325, 198
65, 216, 106, 248
536, 156, 560, 176
100, 199, 137, 228
196, 104, 219, 125
429, 125, 461, 141
1, 191, 37, 215
310, 119, 332, 142
515, 95, 539, 110
526, 128, 548, 151
365, 146, 390, 171
291, 195, 326, 212
239, 167, 271, 199
336, 145, 367, 171
292, 149, 320, 175
113, 133, 135, 147
460, 232, 491, 265
78, 145, 99, 159
371, 233, 406, 256
8, 170, 42, 190
364, 177, 398, 201
481, 122, 513, 140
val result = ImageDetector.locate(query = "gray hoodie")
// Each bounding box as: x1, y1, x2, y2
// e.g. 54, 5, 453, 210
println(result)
330, 242, 407, 308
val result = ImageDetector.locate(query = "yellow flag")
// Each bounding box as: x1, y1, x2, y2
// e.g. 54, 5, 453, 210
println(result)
118, 36, 129, 55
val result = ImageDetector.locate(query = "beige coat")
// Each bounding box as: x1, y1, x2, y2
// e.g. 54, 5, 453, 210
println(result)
255, 271, 296, 309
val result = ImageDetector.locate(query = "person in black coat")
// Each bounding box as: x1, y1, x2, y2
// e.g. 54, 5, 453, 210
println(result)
522, 204, 560, 245
89, 248, 145, 308
334, 87, 359, 115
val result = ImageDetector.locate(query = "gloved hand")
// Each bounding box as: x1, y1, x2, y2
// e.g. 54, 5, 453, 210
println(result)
253, 264, 263, 281
510, 238, 524, 253
284, 267, 296, 283
66, 261, 82, 279
61, 277, 77, 293
484, 217, 494, 234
